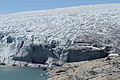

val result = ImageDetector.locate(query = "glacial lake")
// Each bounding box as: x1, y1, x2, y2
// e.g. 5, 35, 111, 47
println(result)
0, 65, 48, 80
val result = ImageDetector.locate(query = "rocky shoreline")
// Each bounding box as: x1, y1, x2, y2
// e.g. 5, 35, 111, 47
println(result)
47, 56, 120, 80
0, 60, 48, 68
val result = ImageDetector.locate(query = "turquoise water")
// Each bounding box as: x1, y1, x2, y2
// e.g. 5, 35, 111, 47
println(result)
0, 65, 48, 80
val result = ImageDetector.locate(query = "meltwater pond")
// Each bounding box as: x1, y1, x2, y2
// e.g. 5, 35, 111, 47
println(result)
0, 65, 48, 80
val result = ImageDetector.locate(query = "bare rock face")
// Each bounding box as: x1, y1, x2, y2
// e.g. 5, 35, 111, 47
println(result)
47, 57, 120, 80
0, 4, 120, 67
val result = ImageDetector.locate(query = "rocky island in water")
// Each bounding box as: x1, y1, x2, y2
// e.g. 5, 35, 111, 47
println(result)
0, 3, 120, 80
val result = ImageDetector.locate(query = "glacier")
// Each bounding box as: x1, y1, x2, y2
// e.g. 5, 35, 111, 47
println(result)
0, 3, 120, 68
